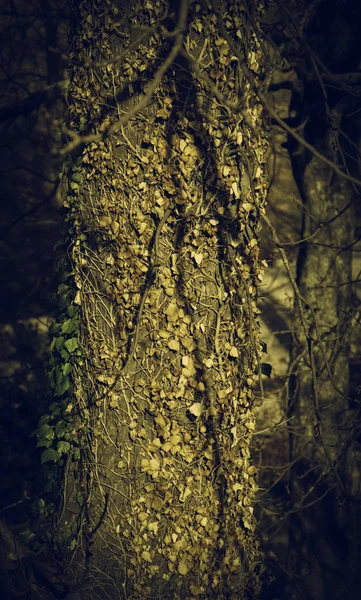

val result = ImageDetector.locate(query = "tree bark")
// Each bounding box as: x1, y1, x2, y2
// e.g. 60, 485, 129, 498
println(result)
43, 1, 269, 598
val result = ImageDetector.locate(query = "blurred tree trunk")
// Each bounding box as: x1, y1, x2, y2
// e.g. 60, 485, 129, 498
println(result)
287, 98, 356, 599
43, 1, 270, 598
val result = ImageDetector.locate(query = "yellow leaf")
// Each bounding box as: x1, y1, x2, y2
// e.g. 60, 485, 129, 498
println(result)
165, 302, 178, 321
152, 496, 163, 510
208, 405, 218, 417
229, 346, 239, 358
178, 562, 188, 575
159, 329, 170, 339
156, 108, 170, 119
182, 355, 189, 367
161, 441, 172, 452
189, 402, 203, 417
168, 339, 180, 352
99, 216, 112, 227
169, 434, 181, 446
149, 458, 160, 471
155, 414, 166, 428
148, 521, 159, 534
180, 488, 192, 502
231, 181, 240, 199
111, 220, 120, 235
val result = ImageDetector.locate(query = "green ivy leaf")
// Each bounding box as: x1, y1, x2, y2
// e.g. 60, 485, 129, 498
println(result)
49, 322, 61, 336
73, 448, 81, 460
64, 338, 78, 353
19, 529, 36, 544
54, 374, 71, 397
41, 448, 59, 464
62, 318, 78, 335
37, 438, 53, 448
54, 336, 65, 352
38, 414, 51, 425
49, 402, 61, 417
37, 424, 55, 442
57, 441, 71, 455
57, 283, 70, 296
72, 171, 84, 183
60, 349, 70, 361
55, 420, 66, 437
67, 304, 79, 317
62, 362, 72, 376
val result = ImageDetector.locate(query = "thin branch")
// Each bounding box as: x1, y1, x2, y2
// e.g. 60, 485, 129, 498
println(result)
58, 0, 189, 156
213, 4, 361, 188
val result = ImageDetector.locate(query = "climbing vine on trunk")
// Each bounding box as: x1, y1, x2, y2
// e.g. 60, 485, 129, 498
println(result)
41, 1, 270, 598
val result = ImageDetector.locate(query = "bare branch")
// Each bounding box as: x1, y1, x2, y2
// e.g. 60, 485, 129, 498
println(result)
58, 0, 189, 156
213, 3, 361, 188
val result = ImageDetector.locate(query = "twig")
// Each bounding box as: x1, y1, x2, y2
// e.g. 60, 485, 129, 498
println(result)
59, 0, 189, 156
121, 207, 172, 372
213, 3, 361, 188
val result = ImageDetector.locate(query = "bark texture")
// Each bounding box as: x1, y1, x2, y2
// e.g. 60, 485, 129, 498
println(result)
46, 1, 269, 598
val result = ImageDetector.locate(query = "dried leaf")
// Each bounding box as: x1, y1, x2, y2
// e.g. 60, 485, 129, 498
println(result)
169, 434, 181, 446
141, 550, 152, 562
189, 402, 203, 417
168, 339, 180, 352
165, 302, 178, 321
231, 181, 240, 198
178, 562, 188, 575
149, 458, 160, 471
99, 216, 112, 227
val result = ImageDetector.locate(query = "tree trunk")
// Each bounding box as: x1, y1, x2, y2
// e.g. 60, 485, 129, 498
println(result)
42, 1, 269, 598
287, 99, 355, 599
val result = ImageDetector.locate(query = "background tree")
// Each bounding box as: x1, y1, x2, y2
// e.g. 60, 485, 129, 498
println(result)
255, 1, 361, 598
